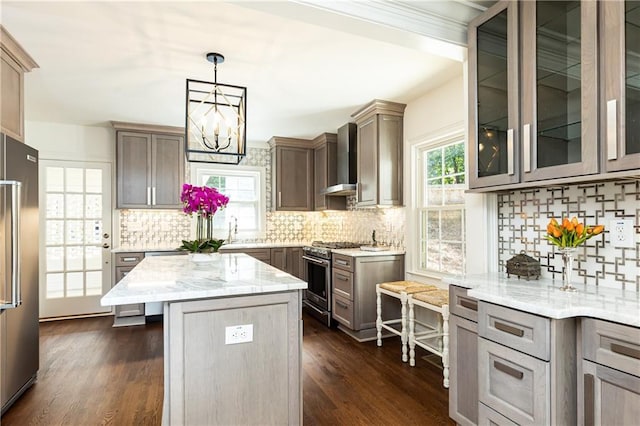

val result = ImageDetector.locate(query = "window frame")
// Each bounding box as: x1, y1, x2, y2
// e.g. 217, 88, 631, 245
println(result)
411, 131, 467, 278
190, 163, 266, 239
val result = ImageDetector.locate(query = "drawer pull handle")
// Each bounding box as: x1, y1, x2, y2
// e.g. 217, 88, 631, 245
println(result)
494, 360, 524, 380
459, 298, 478, 311
336, 276, 349, 281
122, 257, 139, 262
494, 321, 524, 337
335, 260, 348, 266
611, 343, 640, 360
584, 373, 594, 426
335, 301, 349, 309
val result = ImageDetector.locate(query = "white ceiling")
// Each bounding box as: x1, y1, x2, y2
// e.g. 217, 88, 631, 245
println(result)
2, 1, 490, 144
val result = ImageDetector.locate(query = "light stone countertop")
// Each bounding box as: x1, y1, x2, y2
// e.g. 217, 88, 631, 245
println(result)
101, 253, 307, 306
331, 248, 406, 257
445, 272, 640, 327
111, 246, 183, 253
112, 242, 311, 253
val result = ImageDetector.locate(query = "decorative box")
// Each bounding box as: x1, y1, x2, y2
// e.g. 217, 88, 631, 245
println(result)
505, 251, 541, 280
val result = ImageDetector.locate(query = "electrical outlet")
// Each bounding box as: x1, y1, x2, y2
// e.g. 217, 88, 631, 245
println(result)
225, 324, 253, 345
609, 219, 635, 248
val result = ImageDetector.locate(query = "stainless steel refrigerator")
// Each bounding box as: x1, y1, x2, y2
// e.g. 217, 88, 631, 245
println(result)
1, 133, 39, 415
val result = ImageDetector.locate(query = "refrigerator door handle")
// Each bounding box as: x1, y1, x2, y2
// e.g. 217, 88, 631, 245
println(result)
0, 180, 21, 309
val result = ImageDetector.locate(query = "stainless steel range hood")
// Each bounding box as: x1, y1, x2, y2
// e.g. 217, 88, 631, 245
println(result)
322, 123, 357, 196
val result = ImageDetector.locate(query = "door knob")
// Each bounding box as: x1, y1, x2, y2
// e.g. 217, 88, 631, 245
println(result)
103, 233, 110, 239
103, 243, 110, 249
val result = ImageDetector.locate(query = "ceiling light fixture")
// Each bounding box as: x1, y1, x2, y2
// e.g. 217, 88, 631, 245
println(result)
185, 52, 247, 164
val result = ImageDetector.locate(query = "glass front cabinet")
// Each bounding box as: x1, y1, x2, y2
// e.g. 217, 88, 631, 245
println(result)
601, 0, 640, 172
469, 0, 638, 190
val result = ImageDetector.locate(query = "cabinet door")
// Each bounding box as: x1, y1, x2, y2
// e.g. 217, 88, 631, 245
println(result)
357, 116, 378, 206
601, 1, 640, 172
117, 132, 152, 208
270, 247, 286, 271
151, 134, 184, 209
287, 247, 305, 280
377, 115, 403, 206
313, 145, 328, 210
274, 146, 313, 211
0, 53, 23, 141
450, 314, 479, 426
468, 1, 520, 188
582, 359, 640, 426
521, 1, 598, 181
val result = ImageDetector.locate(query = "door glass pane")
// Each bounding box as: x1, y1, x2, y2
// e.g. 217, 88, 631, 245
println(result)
46, 247, 64, 272
85, 246, 102, 270
46, 220, 64, 245
536, 1, 582, 168
85, 194, 102, 218
46, 194, 64, 218
65, 168, 84, 193
85, 220, 102, 244
85, 169, 102, 193
477, 9, 509, 178
46, 167, 64, 192
66, 220, 84, 244
67, 272, 84, 297
86, 271, 102, 296
626, 1, 640, 154
65, 194, 84, 218
66, 246, 84, 271
46, 273, 64, 299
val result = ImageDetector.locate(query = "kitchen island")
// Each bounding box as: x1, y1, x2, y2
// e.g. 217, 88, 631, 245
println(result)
101, 253, 307, 426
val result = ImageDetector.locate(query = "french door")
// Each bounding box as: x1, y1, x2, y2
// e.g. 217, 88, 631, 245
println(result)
39, 161, 112, 318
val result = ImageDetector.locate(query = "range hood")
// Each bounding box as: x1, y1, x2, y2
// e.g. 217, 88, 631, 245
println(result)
322, 123, 357, 196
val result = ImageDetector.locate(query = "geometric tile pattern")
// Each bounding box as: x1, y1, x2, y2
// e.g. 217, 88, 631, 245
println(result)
498, 180, 639, 290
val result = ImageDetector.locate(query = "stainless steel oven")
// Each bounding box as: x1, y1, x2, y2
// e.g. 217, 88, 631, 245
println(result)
302, 242, 361, 327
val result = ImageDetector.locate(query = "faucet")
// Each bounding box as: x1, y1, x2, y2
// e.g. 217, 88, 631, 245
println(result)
227, 216, 237, 243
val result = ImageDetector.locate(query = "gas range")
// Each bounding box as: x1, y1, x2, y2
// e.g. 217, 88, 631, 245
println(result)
302, 241, 361, 260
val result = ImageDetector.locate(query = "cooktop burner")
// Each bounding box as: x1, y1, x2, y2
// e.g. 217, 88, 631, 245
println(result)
311, 241, 361, 249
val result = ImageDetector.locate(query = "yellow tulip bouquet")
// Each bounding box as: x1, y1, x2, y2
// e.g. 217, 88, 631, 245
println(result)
545, 217, 604, 248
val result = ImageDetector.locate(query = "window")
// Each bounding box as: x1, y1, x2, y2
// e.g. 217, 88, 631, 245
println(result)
192, 165, 265, 238
417, 140, 466, 274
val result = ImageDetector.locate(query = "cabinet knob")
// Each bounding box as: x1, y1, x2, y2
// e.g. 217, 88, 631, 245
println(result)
103, 243, 111, 249
103, 233, 110, 239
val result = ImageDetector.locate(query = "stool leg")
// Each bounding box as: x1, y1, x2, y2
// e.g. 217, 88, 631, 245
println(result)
401, 292, 408, 362
409, 297, 416, 367
442, 305, 450, 388
376, 285, 382, 347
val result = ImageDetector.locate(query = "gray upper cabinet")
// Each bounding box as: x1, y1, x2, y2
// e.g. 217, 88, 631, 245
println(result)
270, 137, 314, 211
520, 0, 598, 182
114, 122, 185, 209
468, 1, 520, 188
601, 1, 640, 172
352, 100, 405, 207
313, 133, 346, 211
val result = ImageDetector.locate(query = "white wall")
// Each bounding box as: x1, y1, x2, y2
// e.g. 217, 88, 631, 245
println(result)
25, 121, 115, 162
403, 71, 492, 283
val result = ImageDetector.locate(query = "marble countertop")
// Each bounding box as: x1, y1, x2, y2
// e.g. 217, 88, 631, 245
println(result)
331, 248, 406, 257
445, 273, 640, 327
101, 253, 307, 306
111, 246, 183, 253
112, 242, 311, 253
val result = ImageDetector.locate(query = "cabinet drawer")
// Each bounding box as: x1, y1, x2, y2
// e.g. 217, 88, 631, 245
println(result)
332, 253, 354, 272
332, 294, 354, 328
478, 403, 518, 426
115, 266, 135, 283
115, 252, 144, 266
479, 338, 550, 426
479, 302, 550, 361
332, 269, 353, 300
449, 285, 479, 322
582, 318, 640, 377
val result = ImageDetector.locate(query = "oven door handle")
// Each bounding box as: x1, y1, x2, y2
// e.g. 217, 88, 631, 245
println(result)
303, 255, 330, 267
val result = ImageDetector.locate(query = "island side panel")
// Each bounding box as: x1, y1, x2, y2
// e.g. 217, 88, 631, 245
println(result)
166, 291, 301, 426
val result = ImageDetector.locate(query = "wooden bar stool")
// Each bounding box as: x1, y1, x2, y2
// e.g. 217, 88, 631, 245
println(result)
375, 281, 438, 362
408, 289, 450, 388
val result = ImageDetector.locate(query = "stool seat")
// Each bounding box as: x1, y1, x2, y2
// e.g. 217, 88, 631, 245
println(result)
412, 289, 449, 307
379, 281, 438, 294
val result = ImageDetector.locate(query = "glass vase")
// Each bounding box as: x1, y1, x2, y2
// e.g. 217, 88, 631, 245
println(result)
559, 247, 578, 292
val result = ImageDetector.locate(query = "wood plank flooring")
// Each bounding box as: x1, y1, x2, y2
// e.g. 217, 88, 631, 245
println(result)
2, 314, 453, 425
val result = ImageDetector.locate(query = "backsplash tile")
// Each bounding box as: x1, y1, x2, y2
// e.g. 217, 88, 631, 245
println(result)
119, 209, 191, 248
498, 180, 639, 290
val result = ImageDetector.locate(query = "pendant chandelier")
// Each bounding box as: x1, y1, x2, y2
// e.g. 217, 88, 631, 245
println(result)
185, 52, 247, 164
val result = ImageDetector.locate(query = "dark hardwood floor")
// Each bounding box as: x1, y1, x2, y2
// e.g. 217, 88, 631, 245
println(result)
2, 314, 453, 425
